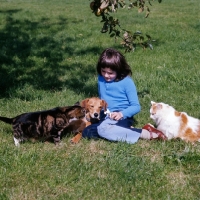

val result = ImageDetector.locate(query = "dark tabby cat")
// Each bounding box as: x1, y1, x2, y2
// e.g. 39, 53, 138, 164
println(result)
0, 105, 86, 146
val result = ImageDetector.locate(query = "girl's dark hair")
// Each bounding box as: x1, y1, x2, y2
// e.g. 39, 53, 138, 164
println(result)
96, 48, 132, 81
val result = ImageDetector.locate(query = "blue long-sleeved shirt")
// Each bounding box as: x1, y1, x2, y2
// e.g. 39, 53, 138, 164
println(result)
98, 75, 141, 118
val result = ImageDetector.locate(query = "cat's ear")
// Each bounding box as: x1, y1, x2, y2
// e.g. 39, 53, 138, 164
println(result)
157, 103, 163, 110
151, 101, 155, 105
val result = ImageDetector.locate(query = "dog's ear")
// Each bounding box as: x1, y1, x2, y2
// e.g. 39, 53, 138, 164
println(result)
80, 98, 89, 109
102, 100, 108, 111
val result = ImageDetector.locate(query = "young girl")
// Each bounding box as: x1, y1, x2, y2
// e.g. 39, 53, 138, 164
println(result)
82, 48, 166, 144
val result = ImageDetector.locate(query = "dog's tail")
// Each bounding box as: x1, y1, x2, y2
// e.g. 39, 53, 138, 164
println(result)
0, 116, 13, 124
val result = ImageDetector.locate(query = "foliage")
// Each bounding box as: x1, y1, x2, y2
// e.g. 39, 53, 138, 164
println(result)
0, 0, 200, 199
89, 0, 162, 52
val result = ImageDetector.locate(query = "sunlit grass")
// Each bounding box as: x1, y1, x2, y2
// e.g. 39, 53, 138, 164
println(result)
0, 0, 200, 199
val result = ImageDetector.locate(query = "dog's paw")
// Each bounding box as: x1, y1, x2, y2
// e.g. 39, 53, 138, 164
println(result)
70, 138, 79, 144
70, 133, 82, 144
70, 138, 77, 144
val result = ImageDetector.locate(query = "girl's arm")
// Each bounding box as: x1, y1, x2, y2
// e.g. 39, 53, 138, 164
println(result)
121, 78, 141, 118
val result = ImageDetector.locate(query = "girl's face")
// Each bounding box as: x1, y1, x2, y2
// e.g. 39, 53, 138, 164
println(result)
101, 67, 117, 82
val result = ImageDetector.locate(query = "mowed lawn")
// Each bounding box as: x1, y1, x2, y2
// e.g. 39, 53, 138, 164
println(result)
0, 0, 199, 199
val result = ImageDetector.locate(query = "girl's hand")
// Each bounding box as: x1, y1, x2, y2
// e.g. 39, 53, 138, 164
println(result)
110, 112, 123, 120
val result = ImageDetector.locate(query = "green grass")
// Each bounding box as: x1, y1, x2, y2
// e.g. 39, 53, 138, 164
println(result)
0, 0, 200, 199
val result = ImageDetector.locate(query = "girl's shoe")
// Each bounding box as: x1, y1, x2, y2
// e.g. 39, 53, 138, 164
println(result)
142, 123, 167, 140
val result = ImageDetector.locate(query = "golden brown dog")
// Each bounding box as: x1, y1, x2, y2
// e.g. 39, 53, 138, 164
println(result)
70, 97, 107, 144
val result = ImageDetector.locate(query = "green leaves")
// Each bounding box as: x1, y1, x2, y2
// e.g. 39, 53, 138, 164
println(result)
99, 9, 156, 52
100, 14, 119, 34
121, 31, 155, 52
90, 0, 162, 52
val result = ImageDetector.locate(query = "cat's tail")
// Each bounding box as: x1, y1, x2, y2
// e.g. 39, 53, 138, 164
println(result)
0, 116, 13, 124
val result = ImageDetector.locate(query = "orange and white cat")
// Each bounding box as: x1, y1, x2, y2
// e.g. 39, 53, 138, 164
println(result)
149, 101, 200, 143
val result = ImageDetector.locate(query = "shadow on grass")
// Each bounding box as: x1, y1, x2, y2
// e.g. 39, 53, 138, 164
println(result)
0, 10, 103, 98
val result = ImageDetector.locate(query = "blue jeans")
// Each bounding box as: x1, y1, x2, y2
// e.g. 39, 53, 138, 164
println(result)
82, 116, 142, 144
